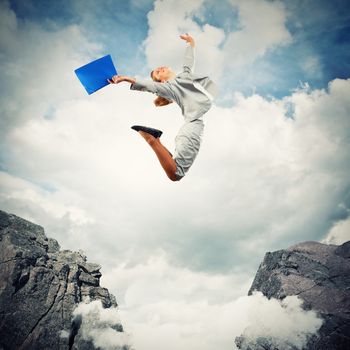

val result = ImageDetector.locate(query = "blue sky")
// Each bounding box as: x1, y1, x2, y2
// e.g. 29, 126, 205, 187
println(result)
1, 0, 350, 349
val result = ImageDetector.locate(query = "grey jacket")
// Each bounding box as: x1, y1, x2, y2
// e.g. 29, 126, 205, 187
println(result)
130, 45, 218, 122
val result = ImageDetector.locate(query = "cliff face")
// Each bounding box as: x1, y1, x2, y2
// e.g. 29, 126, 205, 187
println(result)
0, 210, 123, 350
235, 241, 350, 350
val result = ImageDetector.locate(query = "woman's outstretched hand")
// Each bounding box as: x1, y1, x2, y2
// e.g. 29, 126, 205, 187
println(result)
108, 75, 124, 84
108, 75, 136, 84
180, 33, 195, 47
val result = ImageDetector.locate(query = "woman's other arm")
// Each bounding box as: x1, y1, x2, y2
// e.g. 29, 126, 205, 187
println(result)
180, 33, 195, 73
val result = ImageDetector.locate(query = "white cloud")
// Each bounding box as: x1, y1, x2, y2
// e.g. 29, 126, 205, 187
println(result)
179, 80, 350, 272
101, 252, 252, 306
101, 253, 250, 350
0, 172, 93, 225
322, 217, 350, 245
101, 255, 322, 350
224, 0, 292, 66
72, 299, 131, 350
235, 292, 323, 350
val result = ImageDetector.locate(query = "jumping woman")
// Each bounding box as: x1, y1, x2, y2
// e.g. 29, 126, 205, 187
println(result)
108, 34, 217, 181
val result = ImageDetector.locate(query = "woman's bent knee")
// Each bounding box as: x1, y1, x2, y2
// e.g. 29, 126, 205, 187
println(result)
167, 170, 180, 181
169, 174, 180, 181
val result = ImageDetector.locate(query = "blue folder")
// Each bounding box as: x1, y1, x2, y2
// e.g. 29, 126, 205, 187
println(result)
75, 55, 117, 95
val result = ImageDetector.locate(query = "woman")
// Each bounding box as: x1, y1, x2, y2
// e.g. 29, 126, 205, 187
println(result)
108, 34, 217, 181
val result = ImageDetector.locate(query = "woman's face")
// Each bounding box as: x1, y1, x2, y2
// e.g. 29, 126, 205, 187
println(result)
152, 66, 172, 82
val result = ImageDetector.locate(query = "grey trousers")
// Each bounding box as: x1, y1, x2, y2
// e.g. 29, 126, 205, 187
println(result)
174, 118, 204, 180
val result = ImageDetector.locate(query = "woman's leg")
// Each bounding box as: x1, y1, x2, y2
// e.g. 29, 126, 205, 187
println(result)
138, 131, 178, 181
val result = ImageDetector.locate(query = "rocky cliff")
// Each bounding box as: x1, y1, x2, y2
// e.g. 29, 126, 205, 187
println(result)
0, 210, 126, 350
235, 240, 350, 350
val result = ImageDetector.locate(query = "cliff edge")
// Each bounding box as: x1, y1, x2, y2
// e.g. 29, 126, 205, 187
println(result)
235, 240, 350, 350
0, 209, 125, 350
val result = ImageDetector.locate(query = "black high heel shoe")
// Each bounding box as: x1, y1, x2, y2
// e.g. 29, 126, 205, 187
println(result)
131, 125, 163, 138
